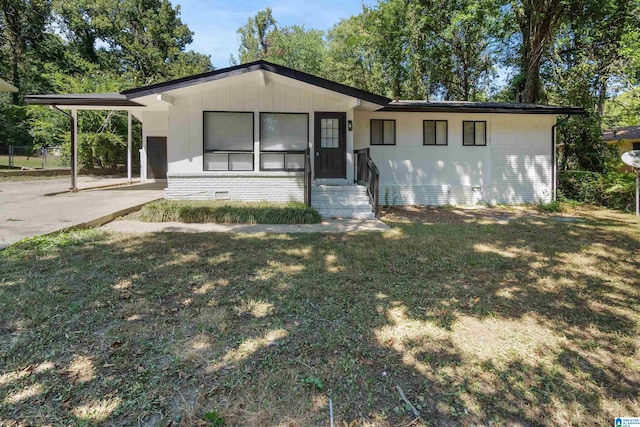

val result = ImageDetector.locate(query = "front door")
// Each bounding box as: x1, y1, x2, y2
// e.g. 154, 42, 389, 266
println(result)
147, 136, 167, 179
314, 112, 346, 179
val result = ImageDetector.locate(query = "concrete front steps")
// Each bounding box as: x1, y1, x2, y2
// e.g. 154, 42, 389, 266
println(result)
311, 184, 375, 219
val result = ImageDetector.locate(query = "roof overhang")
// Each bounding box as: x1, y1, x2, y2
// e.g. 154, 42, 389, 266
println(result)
380, 101, 585, 115
25, 93, 144, 108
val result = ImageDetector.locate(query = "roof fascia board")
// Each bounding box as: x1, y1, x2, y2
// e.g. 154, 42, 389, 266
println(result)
379, 106, 584, 114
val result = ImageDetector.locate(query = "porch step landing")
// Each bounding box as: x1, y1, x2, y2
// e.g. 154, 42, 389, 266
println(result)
311, 184, 375, 219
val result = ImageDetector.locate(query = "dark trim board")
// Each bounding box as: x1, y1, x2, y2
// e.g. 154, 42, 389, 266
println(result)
381, 101, 584, 115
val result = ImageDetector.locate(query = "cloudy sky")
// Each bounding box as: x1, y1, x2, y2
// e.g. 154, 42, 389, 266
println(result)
177, 0, 375, 68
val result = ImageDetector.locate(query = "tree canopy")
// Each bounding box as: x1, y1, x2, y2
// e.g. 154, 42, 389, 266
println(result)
0, 0, 638, 172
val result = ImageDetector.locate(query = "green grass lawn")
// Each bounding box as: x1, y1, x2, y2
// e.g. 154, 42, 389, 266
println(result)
1, 206, 639, 426
0, 154, 66, 170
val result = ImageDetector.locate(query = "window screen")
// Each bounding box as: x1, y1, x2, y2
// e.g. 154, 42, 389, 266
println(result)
260, 113, 308, 151
259, 113, 308, 171
204, 112, 253, 151
203, 112, 254, 171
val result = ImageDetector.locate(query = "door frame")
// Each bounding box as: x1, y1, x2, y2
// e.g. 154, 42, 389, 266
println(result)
314, 112, 347, 179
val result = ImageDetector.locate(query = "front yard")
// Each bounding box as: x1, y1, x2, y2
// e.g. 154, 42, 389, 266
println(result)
1, 206, 639, 426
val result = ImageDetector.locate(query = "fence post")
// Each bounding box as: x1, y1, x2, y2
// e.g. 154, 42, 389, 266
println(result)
8, 145, 13, 167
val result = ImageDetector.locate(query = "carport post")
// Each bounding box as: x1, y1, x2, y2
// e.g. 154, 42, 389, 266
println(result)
71, 109, 78, 192
127, 110, 132, 184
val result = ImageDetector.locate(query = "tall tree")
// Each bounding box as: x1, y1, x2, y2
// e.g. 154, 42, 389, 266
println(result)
235, 7, 277, 63
324, 15, 383, 94
406, 0, 498, 100
0, 0, 51, 104
507, 0, 569, 103
233, 9, 326, 75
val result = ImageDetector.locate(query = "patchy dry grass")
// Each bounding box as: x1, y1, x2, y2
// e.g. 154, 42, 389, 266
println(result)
1, 206, 639, 426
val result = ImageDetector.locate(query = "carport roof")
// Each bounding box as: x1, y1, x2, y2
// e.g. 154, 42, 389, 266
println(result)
25, 93, 143, 107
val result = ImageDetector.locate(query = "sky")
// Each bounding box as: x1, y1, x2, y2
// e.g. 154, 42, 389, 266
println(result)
176, 0, 375, 68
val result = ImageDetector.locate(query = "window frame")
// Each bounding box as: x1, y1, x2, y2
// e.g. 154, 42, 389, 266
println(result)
202, 111, 255, 171
462, 121, 487, 147
370, 119, 396, 146
423, 120, 448, 146
259, 112, 309, 172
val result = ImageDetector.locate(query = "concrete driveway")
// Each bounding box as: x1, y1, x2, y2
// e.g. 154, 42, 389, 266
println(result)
0, 177, 164, 248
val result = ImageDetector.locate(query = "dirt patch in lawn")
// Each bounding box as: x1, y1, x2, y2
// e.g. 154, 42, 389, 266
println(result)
1, 208, 639, 426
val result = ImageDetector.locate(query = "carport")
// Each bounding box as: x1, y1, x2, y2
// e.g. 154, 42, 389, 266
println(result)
24, 94, 148, 192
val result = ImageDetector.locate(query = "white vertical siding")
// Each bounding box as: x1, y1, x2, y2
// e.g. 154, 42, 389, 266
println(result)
354, 110, 555, 205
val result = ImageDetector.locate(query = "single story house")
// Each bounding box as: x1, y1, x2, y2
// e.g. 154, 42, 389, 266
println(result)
26, 61, 583, 218
603, 126, 640, 173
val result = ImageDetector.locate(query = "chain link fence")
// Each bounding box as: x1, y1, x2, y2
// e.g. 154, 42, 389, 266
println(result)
0, 146, 68, 170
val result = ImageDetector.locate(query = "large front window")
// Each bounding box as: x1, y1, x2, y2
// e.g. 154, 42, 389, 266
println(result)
203, 111, 254, 171
260, 113, 308, 171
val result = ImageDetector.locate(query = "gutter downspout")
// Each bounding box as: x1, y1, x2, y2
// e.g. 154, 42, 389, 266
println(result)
50, 105, 78, 192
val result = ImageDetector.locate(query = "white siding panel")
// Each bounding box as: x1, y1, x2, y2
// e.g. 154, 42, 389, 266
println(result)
353, 110, 553, 206
167, 109, 192, 173
216, 86, 230, 110
258, 82, 272, 111
229, 82, 244, 111
202, 88, 216, 110
299, 89, 312, 111
312, 92, 324, 111
284, 87, 299, 111
243, 80, 258, 111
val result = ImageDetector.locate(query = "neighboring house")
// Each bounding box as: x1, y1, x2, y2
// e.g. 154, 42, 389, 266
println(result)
603, 126, 640, 172
26, 61, 582, 218
0, 77, 17, 93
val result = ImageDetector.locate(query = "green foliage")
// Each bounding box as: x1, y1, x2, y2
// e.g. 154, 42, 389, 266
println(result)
558, 170, 637, 211
203, 411, 225, 426
137, 200, 322, 224
234, 9, 326, 75
558, 114, 618, 173
535, 200, 566, 213
79, 132, 125, 169
1, 228, 104, 258
301, 375, 324, 391
0, 102, 31, 146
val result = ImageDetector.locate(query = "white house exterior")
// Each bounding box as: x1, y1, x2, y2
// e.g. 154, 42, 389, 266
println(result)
26, 61, 582, 218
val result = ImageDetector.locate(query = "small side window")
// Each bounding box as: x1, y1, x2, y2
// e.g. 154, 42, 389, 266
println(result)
370, 119, 396, 145
423, 120, 448, 146
463, 121, 486, 146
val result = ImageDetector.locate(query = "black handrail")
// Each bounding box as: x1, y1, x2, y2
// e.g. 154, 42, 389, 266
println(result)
304, 147, 312, 207
355, 148, 380, 218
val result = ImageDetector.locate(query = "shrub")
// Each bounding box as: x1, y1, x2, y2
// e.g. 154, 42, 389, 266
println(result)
137, 200, 322, 224
558, 170, 637, 211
